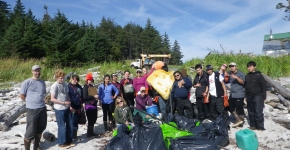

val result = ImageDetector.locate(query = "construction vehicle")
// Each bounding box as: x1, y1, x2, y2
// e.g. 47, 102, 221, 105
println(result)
130, 54, 171, 69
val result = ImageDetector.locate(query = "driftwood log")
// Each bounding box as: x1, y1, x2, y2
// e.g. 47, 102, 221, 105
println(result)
272, 117, 290, 129
278, 94, 290, 110
0, 101, 26, 131
262, 74, 290, 100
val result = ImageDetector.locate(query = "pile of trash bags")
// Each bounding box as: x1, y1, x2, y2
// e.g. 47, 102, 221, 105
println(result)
105, 113, 229, 150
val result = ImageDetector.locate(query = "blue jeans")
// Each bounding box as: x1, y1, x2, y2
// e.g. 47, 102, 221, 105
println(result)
69, 112, 80, 134
55, 108, 72, 145
158, 96, 166, 116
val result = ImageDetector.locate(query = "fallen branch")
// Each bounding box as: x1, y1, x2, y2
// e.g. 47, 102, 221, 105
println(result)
262, 74, 290, 99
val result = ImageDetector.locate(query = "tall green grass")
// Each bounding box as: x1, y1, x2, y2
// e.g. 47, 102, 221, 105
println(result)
182, 54, 290, 78
0, 58, 136, 85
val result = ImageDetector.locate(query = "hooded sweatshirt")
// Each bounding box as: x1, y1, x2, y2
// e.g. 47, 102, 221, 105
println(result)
245, 71, 267, 100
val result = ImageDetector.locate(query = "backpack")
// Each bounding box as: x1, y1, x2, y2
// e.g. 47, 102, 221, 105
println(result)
123, 79, 134, 94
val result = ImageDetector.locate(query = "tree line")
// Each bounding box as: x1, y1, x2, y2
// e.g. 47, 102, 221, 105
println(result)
0, 0, 184, 67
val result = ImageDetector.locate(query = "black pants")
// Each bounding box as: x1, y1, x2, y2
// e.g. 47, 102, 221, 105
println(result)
175, 97, 193, 119
25, 107, 47, 140
196, 97, 210, 120
209, 96, 224, 120
102, 103, 114, 121
229, 97, 245, 115
124, 93, 135, 107
86, 109, 97, 126
247, 95, 265, 130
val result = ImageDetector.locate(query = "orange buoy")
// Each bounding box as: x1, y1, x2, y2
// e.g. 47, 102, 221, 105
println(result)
154, 61, 164, 69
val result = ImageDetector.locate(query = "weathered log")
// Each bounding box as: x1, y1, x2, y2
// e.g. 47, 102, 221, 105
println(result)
0, 138, 23, 144
0, 101, 26, 131
272, 117, 290, 129
262, 74, 290, 99
278, 94, 290, 110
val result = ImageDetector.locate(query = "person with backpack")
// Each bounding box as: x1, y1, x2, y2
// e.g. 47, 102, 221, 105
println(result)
245, 61, 267, 131
228, 62, 246, 128
114, 96, 134, 127
99, 75, 119, 131
82, 72, 98, 137
67, 74, 83, 138
192, 64, 210, 121
120, 70, 135, 108
206, 65, 228, 121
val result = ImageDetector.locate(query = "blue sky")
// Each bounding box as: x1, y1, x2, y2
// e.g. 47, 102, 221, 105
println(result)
10, 0, 290, 62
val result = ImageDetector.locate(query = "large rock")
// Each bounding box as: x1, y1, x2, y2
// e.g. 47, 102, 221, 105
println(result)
278, 77, 290, 86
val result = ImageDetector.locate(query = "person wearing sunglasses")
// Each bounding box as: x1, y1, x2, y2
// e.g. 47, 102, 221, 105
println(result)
114, 96, 134, 127
228, 62, 246, 128
133, 69, 149, 96
135, 86, 153, 111
171, 71, 193, 119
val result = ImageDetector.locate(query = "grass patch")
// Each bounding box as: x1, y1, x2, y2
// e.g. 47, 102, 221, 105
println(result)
0, 58, 136, 86
182, 54, 290, 78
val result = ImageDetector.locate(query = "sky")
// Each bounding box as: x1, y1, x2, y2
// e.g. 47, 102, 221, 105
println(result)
9, 0, 290, 62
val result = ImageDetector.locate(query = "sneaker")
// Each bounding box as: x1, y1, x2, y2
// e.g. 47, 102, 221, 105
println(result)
58, 144, 71, 149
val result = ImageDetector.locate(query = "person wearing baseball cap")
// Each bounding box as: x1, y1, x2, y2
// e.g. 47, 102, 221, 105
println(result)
135, 86, 152, 111
20, 65, 47, 149
228, 62, 246, 128
206, 64, 228, 121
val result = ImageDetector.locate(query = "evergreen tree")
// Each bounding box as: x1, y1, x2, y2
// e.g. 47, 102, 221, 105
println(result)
0, 0, 10, 40
170, 40, 183, 65
162, 32, 171, 54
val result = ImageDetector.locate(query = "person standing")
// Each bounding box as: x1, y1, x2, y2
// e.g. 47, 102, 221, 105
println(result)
206, 65, 227, 121
228, 62, 246, 128
171, 71, 193, 119
192, 64, 210, 121
133, 69, 149, 96
120, 70, 135, 108
82, 72, 98, 137
50, 70, 74, 148
67, 75, 83, 138
99, 75, 119, 131
20, 65, 47, 150
245, 61, 267, 131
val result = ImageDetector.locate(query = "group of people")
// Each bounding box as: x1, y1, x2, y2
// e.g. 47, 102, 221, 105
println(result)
20, 60, 267, 149
190, 61, 267, 132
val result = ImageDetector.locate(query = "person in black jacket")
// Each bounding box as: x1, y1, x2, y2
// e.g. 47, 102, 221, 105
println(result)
68, 75, 83, 138
193, 64, 210, 121
82, 73, 99, 137
245, 61, 267, 131
206, 65, 227, 121
171, 71, 193, 119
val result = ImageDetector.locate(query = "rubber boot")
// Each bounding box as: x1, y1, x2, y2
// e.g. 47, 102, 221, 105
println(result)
24, 138, 31, 150
33, 134, 41, 150
108, 121, 113, 131
232, 111, 243, 128
104, 121, 108, 131
86, 126, 91, 137
73, 130, 77, 138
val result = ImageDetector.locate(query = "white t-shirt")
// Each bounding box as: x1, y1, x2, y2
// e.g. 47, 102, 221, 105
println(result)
209, 72, 224, 97
51, 82, 69, 110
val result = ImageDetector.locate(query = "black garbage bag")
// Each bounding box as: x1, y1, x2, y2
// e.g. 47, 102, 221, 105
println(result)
196, 115, 229, 148
104, 124, 130, 150
124, 122, 167, 150
169, 136, 219, 150
173, 115, 200, 131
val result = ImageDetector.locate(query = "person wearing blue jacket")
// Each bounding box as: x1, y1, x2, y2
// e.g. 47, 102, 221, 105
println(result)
171, 71, 193, 119
98, 74, 119, 131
